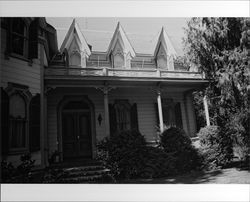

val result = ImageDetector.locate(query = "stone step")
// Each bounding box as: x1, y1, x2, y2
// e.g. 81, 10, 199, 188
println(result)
59, 174, 105, 183
63, 168, 110, 178
63, 165, 105, 172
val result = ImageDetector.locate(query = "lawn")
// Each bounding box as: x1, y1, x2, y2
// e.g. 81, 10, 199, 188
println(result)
119, 167, 250, 184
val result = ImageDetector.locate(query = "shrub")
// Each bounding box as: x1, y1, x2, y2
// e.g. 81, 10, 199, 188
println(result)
140, 146, 177, 178
97, 130, 147, 179
226, 111, 250, 162
160, 127, 203, 173
1, 153, 35, 182
197, 126, 233, 169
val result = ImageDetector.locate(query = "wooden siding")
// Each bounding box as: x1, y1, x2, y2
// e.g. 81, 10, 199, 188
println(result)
1, 28, 45, 165
46, 87, 186, 154
1, 29, 41, 95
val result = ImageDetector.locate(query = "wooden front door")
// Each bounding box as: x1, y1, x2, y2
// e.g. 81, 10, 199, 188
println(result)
62, 111, 92, 160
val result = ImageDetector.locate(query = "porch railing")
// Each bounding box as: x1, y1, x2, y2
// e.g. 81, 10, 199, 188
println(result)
45, 67, 204, 79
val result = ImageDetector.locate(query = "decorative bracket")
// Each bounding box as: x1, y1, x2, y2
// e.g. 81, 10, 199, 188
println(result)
44, 86, 56, 95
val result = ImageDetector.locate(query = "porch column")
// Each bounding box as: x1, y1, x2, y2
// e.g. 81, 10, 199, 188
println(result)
103, 87, 110, 137
203, 95, 210, 126
157, 89, 164, 133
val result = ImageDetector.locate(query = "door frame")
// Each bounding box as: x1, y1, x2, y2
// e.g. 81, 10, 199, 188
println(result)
57, 95, 96, 162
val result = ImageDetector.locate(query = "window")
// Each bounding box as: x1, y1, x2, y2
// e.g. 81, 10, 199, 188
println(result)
109, 100, 138, 135
115, 101, 131, 131
9, 93, 27, 150
155, 99, 183, 129
70, 52, 81, 66
113, 53, 124, 68
11, 18, 28, 57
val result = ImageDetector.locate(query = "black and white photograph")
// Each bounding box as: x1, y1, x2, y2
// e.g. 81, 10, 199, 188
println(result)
0, 0, 249, 202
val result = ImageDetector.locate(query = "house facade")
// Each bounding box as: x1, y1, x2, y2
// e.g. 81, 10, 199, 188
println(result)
1, 18, 207, 167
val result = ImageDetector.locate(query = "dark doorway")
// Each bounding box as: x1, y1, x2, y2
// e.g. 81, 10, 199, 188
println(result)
62, 101, 92, 161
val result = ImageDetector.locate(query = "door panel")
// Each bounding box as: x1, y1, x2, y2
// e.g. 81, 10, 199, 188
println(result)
62, 113, 77, 159
78, 113, 92, 157
62, 111, 92, 160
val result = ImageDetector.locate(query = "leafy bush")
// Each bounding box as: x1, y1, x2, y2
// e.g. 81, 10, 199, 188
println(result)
160, 127, 203, 173
1, 153, 35, 182
226, 111, 250, 162
140, 146, 177, 178
97, 130, 147, 179
197, 126, 233, 169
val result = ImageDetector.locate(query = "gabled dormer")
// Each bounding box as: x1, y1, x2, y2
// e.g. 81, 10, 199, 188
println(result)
154, 27, 177, 70
60, 19, 91, 67
107, 22, 136, 69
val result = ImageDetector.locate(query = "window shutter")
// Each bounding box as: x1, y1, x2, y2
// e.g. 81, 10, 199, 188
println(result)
1, 89, 9, 155
109, 104, 117, 136
29, 95, 40, 152
155, 103, 159, 125
130, 103, 139, 131
174, 102, 183, 129
28, 19, 38, 59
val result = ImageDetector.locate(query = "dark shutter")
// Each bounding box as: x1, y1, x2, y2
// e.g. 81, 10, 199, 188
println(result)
155, 103, 159, 125
29, 94, 40, 152
174, 102, 183, 129
28, 19, 38, 59
1, 89, 9, 155
109, 104, 117, 136
130, 103, 139, 131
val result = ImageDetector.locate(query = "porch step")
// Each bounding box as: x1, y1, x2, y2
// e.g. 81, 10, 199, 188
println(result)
45, 164, 114, 183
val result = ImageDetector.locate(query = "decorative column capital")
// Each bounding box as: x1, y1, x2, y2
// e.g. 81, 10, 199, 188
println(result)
44, 86, 56, 96
95, 84, 115, 95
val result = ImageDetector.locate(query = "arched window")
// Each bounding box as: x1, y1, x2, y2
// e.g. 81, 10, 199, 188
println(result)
70, 52, 81, 66
115, 101, 131, 131
9, 93, 27, 150
11, 18, 28, 57
113, 53, 124, 68
109, 100, 138, 135
29, 94, 40, 152
1, 89, 9, 155
157, 56, 167, 69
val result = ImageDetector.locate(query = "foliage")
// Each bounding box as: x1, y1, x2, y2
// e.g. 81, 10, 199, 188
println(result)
160, 127, 203, 173
183, 18, 250, 163
97, 129, 195, 179
197, 126, 233, 169
1, 153, 35, 182
140, 146, 177, 178
97, 130, 147, 179
226, 110, 250, 161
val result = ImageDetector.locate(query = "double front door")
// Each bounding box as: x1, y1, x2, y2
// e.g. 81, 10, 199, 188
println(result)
62, 111, 92, 160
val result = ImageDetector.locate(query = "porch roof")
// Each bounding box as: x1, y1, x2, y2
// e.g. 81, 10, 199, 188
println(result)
45, 67, 208, 92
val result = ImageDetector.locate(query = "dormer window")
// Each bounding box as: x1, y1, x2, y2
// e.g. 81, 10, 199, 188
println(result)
69, 51, 81, 66
108, 22, 136, 69
113, 53, 124, 68
60, 19, 91, 68
11, 18, 28, 57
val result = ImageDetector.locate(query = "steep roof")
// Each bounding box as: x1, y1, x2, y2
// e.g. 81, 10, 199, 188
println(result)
107, 22, 136, 57
60, 19, 91, 56
154, 27, 177, 58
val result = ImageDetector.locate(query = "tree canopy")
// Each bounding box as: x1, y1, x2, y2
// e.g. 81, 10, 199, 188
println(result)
183, 18, 250, 160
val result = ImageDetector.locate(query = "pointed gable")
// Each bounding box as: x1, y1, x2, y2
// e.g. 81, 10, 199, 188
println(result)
154, 27, 177, 70
60, 19, 91, 67
107, 22, 136, 68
